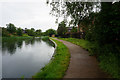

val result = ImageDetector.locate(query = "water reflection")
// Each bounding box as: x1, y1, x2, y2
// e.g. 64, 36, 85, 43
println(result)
17, 41, 23, 48
2, 37, 55, 78
42, 38, 55, 47
2, 39, 17, 55
2, 37, 43, 55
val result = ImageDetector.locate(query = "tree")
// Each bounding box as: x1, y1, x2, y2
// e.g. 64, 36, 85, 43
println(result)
26, 28, 35, 36
24, 28, 37, 36
93, 2, 120, 45
2, 27, 10, 37
6, 23, 16, 34
35, 29, 42, 36
48, 1, 100, 38
17, 28, 23, 36
71, 26, 77, 33
45, 29, 56, 37
31, 28, 35, 32
57, 21, 67, 37
48, 1, 99, 26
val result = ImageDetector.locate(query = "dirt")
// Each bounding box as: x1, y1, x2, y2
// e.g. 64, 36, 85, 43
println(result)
54, 38, 110, 78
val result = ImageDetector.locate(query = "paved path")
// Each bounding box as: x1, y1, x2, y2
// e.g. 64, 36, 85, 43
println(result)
54, 38, 109, 78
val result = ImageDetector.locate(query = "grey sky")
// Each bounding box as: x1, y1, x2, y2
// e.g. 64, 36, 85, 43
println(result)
0, 0, 62, 32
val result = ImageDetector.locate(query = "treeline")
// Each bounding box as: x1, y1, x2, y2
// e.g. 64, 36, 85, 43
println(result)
42, 29, 56, 37
2, 23, 57, 37
2, 23, 42, 37
49, 2, 120, 78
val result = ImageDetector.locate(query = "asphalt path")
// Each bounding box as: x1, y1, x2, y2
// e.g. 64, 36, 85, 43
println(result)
54, 38, 109, 78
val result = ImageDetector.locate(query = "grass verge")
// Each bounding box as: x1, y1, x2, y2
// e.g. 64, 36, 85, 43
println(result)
33, 38, 70, 78
59, 38, 96, 55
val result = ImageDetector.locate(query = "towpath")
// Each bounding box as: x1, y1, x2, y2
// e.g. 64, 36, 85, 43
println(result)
54, 38, 109, 78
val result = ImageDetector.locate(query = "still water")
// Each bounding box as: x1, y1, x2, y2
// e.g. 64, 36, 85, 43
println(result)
2, 37, 54, 78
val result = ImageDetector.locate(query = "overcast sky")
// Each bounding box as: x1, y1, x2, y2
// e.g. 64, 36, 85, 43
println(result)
0, 0, 63, 32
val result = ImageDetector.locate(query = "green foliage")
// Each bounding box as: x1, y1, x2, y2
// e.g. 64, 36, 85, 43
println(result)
17, 28, 23, 36
57, 21, 67, 37
71, 27, 77, 33
50, 1, 120, 44
49, 1, 98, 26
35, 29, 42, 37
41, 32, 46, 36
45, 29, 56, 37
2, 27, 10, 37
65, 2, 97, 26
25, 28, 35, 36
25, 28, 42, 37
92, 2, 120, 45
6, 23, 16, 34
33, 38, 70, 78
49, 1, 120, 79
0, 27, 1, 37
2, 24, 42, 37
99, 53, 119, 78
31, 28, 35, 32
41, 36, 49, 40
2, 37, 33, 42
22, 34, 30, 37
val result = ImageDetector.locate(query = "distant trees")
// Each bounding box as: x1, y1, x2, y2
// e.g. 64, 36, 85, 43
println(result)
25, 28, 42, 37
2, 27, 10, 37
57, 21, 67, 37
16, 28, 23, 36
2, 23, 42, 37
6, 23, 16, 34
44, 29, 56, 37
2, 23, 57, 37
36, 29, 42, 37
27, 28, 35, 36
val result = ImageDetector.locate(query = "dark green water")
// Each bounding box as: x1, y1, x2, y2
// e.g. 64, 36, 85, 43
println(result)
1, 37, 54, 78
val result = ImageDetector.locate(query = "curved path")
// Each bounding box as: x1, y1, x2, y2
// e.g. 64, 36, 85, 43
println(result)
54, 38, 109, 78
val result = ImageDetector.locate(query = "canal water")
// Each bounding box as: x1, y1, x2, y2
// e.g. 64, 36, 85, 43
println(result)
1, 37, 55, 78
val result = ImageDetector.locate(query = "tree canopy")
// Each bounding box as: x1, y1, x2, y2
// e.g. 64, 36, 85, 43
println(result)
57, 21, 67, 37
6, 23, 16, 34
17, 28, 23, 36
45, 29, 56, 37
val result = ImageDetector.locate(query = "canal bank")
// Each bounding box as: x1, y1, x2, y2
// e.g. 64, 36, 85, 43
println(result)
33, 37, 70, 78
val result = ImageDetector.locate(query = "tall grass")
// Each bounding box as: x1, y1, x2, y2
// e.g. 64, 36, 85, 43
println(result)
33, 38, 70, 78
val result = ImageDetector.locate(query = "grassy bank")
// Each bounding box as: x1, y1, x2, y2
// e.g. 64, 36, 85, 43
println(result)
2, 36, 35, 43
59, 38, 120, 79
33, 38, 70, 78
59, 38, 96, 55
